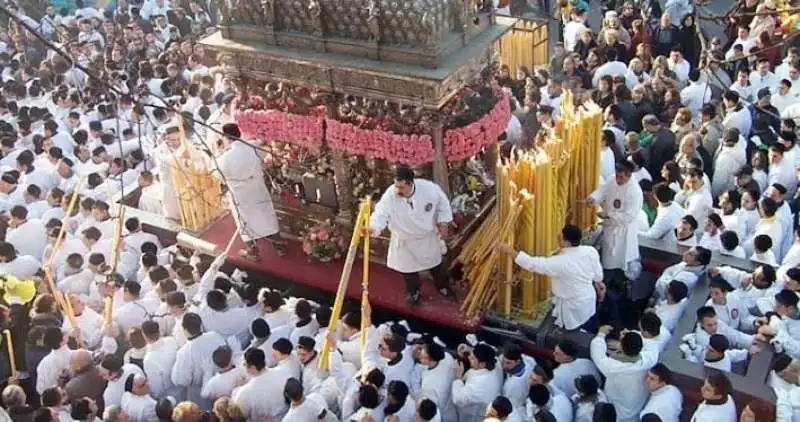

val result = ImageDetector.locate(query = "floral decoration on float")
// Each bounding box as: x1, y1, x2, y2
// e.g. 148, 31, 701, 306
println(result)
235, 95, 326, 151
300, 219, 347, 263
324, 119, 436, 166
443, 90, 510, 162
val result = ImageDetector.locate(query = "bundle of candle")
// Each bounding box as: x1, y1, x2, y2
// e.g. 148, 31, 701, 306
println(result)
456, 92, 603, 321
169, 117, 225, 231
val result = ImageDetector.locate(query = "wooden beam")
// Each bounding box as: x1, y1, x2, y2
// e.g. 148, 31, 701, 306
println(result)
431, 119, 451, 197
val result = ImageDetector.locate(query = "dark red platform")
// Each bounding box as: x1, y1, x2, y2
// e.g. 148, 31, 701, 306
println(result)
200, 215, 475, 331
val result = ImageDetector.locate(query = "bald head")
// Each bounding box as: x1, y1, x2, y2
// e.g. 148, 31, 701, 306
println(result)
70, 349, 92, 372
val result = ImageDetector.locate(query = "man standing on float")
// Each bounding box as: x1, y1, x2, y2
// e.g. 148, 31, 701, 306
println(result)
370, 166, 455, 306
214, 123, 286, 260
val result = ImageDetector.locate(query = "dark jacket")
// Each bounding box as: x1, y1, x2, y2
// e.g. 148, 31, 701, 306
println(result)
644, 127, 677, 182
66, 365, 108, 414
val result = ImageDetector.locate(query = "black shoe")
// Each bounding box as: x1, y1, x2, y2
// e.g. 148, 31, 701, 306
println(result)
406, 291, 421, 307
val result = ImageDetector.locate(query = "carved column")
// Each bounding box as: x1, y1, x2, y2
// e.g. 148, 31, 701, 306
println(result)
366, 0, 381, 60
263, 0, 277, 44
431, 118, 451, 197
332, 150, 355, 226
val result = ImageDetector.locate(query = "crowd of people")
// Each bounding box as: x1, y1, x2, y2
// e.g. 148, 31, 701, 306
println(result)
0, 0, 798, 420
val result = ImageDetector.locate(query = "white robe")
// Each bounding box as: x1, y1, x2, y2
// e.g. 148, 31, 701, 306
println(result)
120, 393, 158, 422
502, 355, 536, 413
143, 337, 179, 399
201, 366, 247, 401
234, 360, 294, 421
590, 334, 658, 421
676, 185, 713, 230
215, 141, 279, 242
62, 307, 104, 349
171, 331, 228, 409
36, 345, 73, 394
513, 246, 602, 330
451, 365, 503, 422
282, 394, 329, 422
640, 384, 682, 422
640, 202, 684, 242
552, 358, 601, 398
690, 396, 737, 422
418, 354, 455, 419
104, 364, 145, 408
590, 178, 643, 270
7, 219, 47, 261
0, 255, 41, 279
371, 179, 453, 273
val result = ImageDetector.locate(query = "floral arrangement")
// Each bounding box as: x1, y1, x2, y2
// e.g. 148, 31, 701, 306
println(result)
236, 109, 325, 151
325, 119, 435, 166
300, 219, 347, 263
443, 90, 510, 162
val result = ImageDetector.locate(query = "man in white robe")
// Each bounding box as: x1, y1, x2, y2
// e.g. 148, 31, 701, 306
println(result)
171, 312, 227, 409
213, 123, 285, 260
451, 344, 503, 422
100, 355, 146, 408
36, 326, 74, 395
590, 326, 658, 421
640, 184, 684, 243
500, 224, 603, 330
639, 363, 683, 422
371, 166, 454, 306
120, 374, 158, 422
233, 348, 289, 421
589, 160, 643, 280
141, 320, 179, 400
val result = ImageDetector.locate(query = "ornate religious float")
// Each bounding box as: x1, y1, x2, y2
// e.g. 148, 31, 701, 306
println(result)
201, 0, 518, 264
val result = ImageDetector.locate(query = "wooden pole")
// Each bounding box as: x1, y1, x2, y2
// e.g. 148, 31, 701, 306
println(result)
360, 200, 371, 351
2, 329, 15, 378
319, 201, 370, 370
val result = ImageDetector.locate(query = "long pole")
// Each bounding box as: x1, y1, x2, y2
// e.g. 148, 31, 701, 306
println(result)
319, 201, 370, 370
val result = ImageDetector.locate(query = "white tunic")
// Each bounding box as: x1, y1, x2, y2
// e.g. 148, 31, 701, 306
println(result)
282, 394, 328, 422
690, 396, 737, 422
371, 179, 453, 273
640, 202, 684, 242
640, 384, 683, 422
215, 141, 280, 242
0, 255, 40, 279
104, 364, 145, 408
590, 178, 643, 270
590, 334, 658, 421
552, 358, 601, 398
62, 307, 104, 349
171, 331, 228, 408
7, 219, 47, 260
201, 366, 247, 401
120, 392, 158, 422
451, 366, 503, 422
143, 337, 179, 399
36, 345, 73, 394
513, 246, 602, 330
502, 355, 536, 412
234, 361, 293, 421
418, 354, 455, 417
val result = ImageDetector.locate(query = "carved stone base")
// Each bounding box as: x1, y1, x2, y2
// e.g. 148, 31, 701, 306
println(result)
226, 25, 276, 45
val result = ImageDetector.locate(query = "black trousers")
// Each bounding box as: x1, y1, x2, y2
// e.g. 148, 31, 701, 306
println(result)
401, 264, 449, 295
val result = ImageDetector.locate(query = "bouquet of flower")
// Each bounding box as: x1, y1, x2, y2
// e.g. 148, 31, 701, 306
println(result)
300, 220, 346, 263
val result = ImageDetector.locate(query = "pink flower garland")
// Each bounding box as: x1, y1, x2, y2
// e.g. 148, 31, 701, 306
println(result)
236, 110, 325, 151
325, 119, 435, 166
443, 91, 511, 162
